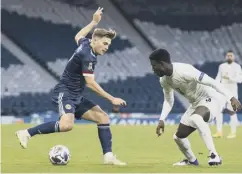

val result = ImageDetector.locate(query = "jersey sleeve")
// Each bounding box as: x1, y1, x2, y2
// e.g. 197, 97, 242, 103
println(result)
159, 78, 174, 121
215, 65, 222, 82
77, 37, 90, 46
230, 64, 242, 83
182, 65, 206, 82
81, 60, 95, 77
184, 65, 233, 101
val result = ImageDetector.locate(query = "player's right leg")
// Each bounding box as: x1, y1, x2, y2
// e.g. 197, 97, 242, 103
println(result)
75, 98, 126, 166
188, 104, 222, 166
16, 92, 75, 149
173, 123, 199, 166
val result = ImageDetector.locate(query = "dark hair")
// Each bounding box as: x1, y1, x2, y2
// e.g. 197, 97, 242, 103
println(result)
224, 50, 233, 56
149, 48, 171, 63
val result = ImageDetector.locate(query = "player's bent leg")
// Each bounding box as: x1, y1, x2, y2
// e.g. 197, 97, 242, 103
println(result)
16, 96, 76, 149
16, 119, 61, 149
227, 110, 237, 139
82, 105, 110, 124
16, 113, 74, 149
173, 123, 198, 166
80, 105, 126, 166
59, 113, 75, 132
189, 106, 222, 166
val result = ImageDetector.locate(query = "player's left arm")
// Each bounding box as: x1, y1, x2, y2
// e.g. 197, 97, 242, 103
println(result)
186, 66, 242, 111
74, 7, 103, 44
159, 84, 174, 121
215, 65, 222, 82
82, 61, 126, 106
156, 79, 174, 136
228, 65, 242, 83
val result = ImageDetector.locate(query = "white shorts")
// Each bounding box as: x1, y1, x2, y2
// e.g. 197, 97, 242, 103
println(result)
180, 97, 221, 128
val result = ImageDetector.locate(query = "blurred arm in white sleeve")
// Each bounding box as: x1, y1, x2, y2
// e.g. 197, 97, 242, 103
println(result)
229, 65, 242, 83
159, 79, 174, 121
184, 65, 234, 101
215, 65, 222, 82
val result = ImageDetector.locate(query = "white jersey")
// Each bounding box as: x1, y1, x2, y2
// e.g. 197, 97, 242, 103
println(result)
160, 63, 218, 104
215, 62, 242, 98
159, 63, 233, 121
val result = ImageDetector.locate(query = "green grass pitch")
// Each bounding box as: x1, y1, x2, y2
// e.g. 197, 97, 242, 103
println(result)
1, 124, 242, 173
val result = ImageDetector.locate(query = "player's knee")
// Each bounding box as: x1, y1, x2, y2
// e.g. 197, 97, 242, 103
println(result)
61, 123, 73, 132
96, 112, 110, 124
193, 106, 210, 122
175, 131, 187, 139
202, 110, 210, 122
59, 114, 74, 132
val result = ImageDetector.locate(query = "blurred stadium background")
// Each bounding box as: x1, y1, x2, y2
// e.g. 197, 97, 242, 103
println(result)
1, 0, 242, 125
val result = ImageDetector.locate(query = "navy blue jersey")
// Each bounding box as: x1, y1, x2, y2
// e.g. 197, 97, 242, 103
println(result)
52, 38, 97, 101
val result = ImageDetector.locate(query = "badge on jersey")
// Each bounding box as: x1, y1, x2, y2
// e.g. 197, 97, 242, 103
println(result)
198, 72, 205, 81
65, 104, 72, 110
88, 62, 94, 71
82, 61, 95, 76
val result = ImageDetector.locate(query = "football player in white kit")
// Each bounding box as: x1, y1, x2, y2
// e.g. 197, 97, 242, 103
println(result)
149, 49, 242, 166
213, 50, 242, 139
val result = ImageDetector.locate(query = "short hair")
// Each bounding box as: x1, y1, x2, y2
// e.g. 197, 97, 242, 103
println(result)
149, 48, 171, 63
224, 50, 233, 56
92, 28, 116, 40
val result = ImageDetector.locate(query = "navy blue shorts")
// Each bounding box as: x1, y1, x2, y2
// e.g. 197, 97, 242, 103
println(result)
52, 92, 96, 119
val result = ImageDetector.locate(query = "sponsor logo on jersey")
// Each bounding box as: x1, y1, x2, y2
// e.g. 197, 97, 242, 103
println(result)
65, 104, 72, 110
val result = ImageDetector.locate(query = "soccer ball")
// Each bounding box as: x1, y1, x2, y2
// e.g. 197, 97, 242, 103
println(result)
49, 145, 70, 165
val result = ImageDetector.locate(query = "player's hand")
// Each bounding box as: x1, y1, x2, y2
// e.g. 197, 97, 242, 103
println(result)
230, 97, 242, 112
156, 120, 165, 137
92, 7, 103, 25
111, 97, 127, 106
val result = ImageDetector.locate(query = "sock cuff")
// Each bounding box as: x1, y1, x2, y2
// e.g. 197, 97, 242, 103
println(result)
55, 121, 60, 132
98, 124, 110, 128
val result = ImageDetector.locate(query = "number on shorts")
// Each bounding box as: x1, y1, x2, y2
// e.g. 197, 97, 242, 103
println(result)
206, 98, 211, 102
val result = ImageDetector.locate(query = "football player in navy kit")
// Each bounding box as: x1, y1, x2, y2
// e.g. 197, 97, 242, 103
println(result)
16, 7, 127, 165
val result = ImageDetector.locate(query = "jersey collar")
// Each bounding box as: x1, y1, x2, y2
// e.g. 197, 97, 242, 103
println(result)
90, 49, 97, 57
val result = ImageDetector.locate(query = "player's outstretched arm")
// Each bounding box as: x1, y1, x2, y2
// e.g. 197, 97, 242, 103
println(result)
75, 7, 103, 44
198, 74, 242, 111
84, 76, 126, 106
156, 81, 174, 136
185, 65, 242, 111
159, 88, 174, 121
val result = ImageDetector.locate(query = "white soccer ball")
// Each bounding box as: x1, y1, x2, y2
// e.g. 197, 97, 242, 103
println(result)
49, 145, 70, 165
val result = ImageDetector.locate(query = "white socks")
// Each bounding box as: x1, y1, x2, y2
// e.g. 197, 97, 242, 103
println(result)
190, 114, 218, 155
173, 134, 196, 162
230, 113, 238, 134
104, 152, 113, 157
216, 112, 223, 133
